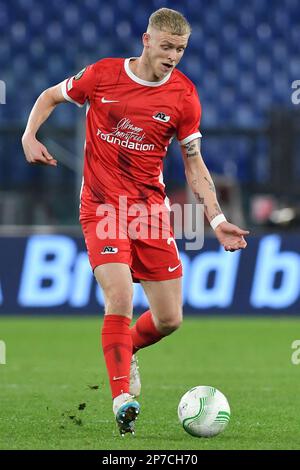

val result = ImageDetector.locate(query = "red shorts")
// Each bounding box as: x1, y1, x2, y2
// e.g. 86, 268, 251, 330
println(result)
80, 207, 183, 282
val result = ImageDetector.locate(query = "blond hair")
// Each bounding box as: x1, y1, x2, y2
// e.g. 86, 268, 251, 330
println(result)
148, 8, 191, 36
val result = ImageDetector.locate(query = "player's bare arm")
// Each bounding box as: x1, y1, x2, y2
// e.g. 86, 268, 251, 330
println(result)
181, 138, 249, 251
22, 83, 67, 166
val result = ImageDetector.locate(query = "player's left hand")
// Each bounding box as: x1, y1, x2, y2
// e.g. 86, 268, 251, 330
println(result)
214, 221, 249, 251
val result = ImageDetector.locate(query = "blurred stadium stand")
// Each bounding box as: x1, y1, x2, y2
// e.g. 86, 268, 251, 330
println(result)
0, 0, 300, 228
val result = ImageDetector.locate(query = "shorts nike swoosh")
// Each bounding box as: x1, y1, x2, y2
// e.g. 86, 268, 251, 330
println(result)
112, 375, 127, 381
168, 264, 181, 272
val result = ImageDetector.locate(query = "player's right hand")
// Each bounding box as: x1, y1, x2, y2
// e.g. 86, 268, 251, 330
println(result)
22, 133, 57, 167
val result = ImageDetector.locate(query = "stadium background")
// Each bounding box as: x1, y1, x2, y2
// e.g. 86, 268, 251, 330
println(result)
1, 0, 300, 451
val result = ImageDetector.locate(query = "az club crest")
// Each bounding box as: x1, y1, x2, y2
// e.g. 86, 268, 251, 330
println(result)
152, 112, 170, 123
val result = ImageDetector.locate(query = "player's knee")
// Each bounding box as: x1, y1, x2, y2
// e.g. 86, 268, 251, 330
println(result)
105, 289, 133, 316
157, 313, 183, 335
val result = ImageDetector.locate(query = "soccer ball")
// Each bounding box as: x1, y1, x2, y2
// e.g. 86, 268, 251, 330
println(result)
178, 386, 230, 438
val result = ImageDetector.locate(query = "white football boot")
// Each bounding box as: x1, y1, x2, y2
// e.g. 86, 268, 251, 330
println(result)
113, 393, 140, 436
129, 354, 141, 398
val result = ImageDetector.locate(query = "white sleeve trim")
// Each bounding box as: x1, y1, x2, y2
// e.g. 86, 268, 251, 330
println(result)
61, 79, 84, 108
178, 131, 202, 146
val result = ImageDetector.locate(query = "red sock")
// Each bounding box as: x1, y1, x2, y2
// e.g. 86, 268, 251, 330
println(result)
131, 310, 165, 354
101, 315, 133, 399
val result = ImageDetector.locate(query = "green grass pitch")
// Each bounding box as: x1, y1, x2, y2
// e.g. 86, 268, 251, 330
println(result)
0, 316, 300, 450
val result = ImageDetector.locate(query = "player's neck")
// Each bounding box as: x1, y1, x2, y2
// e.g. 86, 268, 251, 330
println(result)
129, 57, 160, 83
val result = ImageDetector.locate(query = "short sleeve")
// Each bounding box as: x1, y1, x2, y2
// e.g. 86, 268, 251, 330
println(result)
61, 64, 97, 107
177, 85, 202, 145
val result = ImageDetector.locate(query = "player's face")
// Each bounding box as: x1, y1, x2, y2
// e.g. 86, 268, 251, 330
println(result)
144, 29, 189, 80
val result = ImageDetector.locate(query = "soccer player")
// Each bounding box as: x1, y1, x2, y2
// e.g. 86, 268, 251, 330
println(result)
22, 8, 249, 435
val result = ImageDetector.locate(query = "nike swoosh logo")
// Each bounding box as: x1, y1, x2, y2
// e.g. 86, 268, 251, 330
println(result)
112, 375, 127, 381
101, 97, 119, 103
168, 264, 181, 272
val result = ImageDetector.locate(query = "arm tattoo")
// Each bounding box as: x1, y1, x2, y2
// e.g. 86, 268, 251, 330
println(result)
194, 193, 208, 213
184, 138, 201, 158
195, 193, 204, 204
208, 203, 222, 221
204, 176, 216, 194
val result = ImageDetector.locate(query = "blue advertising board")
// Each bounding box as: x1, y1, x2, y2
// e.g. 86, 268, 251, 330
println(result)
0, 233, 299, 314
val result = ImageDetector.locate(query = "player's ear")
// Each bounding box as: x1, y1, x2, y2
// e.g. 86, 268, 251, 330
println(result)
142, 32, 151, 48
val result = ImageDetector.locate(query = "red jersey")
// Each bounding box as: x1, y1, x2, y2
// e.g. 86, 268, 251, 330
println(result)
61, 58, 201, 212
